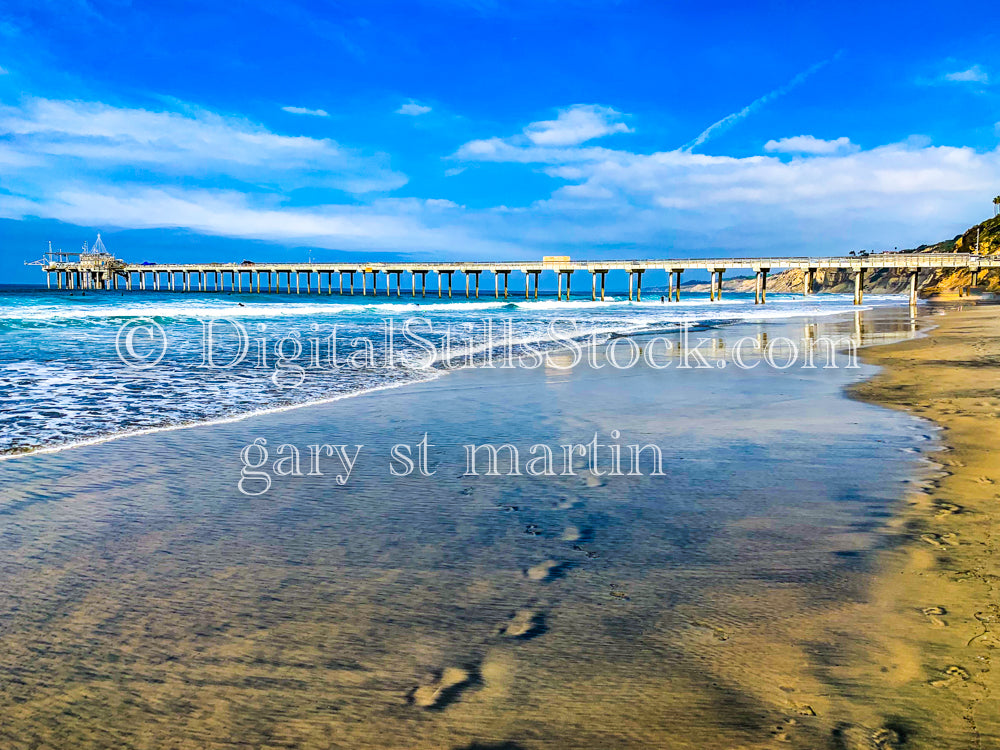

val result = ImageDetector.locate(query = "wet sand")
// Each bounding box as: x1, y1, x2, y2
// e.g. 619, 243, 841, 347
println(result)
838, 302, 1000, 748
0, 309, 957, 749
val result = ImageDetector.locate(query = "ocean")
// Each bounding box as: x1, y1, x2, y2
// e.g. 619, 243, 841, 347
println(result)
0, 284, 914, 456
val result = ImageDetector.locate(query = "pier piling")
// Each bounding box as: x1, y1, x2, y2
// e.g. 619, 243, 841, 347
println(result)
804, 268, 816, 295
39, 254, 990, 311
754, 269, 769, 304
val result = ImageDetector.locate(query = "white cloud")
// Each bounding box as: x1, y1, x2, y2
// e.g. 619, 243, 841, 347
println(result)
0, 66, 8, 75
524, 104, 631, 146
764, 135, 859, 155
0, 186, 518, 255
397, 100, 432, 116
943, 65, 989, 84
455, 111, 1000, 255
282, 105, 329, 117
424, 198, 460, 209
4, 93, 999, 262
454, 104, 631, 162
540, 144, 996, 212
0, 96, 516, 256
0, 97, 405, 193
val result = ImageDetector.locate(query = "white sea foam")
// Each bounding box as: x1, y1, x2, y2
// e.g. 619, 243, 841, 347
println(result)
0, 287, 917, 458
0, 292, 906, 321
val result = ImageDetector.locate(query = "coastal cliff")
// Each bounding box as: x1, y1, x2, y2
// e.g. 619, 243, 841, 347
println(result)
685, 214, 1000, 296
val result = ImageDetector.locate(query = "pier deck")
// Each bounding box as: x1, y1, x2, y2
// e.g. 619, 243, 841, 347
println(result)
41, 252, 991, 305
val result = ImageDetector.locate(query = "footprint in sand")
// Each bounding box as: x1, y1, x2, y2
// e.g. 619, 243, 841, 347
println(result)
609, 583, 630, 601
920, 533, 947, 549
929, 665, 970, 688
870, 728, 903, 750
770, 717, 797, 743
920, 605, 948, 627
934, 502, 962, 518
554, 498, 581, 511
560, 525, 581, 542
498, 609, 545, 639
920, 532, 958, 549
409, 667, 473, 709
975, 476, 995, 485
691, 621, 730, 642
525, 559, 562, 581
835, 724, 902, 750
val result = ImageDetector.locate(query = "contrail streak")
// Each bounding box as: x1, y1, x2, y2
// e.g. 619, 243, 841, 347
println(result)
681, 55, 839, 153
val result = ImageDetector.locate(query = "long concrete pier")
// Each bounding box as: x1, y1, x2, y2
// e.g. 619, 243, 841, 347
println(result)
41, 252, 989, 305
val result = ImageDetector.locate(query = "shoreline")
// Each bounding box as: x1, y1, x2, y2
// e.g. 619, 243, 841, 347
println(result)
839, 301, 1000, 746
0, 370, 443, 462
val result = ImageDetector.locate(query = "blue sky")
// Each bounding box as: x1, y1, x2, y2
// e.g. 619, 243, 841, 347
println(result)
2, 0, 999, 280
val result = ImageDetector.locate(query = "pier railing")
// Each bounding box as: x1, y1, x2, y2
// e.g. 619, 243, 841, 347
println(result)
42, 252, 992, 305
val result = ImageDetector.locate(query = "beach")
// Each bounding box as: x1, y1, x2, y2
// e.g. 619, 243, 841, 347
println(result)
841, 302, 1000, 747
0, 299, 965, 749
5, 1, 999, 746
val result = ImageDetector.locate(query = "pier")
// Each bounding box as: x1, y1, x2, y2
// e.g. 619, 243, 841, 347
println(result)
38, 245, 991, 305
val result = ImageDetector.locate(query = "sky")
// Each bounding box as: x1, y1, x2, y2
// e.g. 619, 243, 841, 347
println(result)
2, 0, 1000, 281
